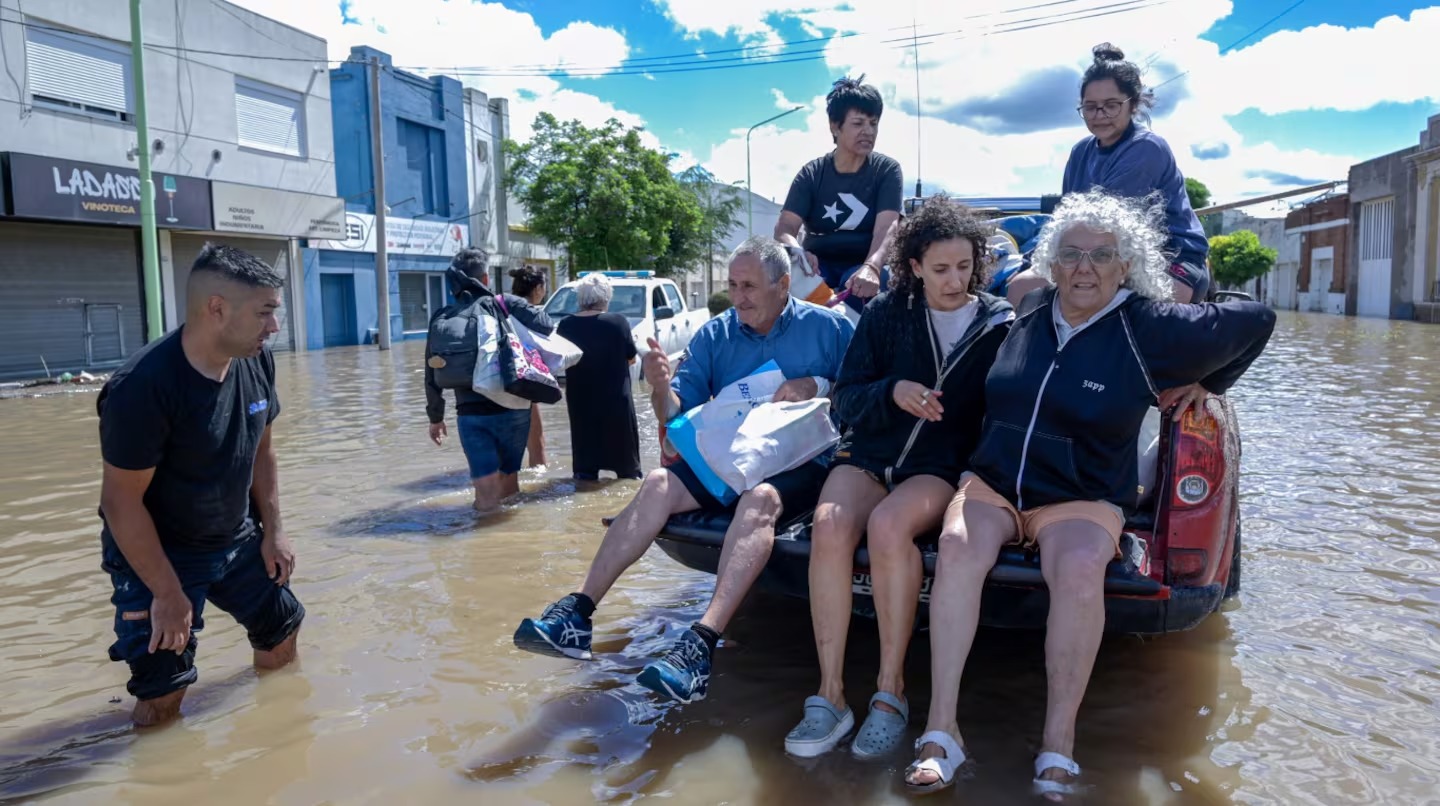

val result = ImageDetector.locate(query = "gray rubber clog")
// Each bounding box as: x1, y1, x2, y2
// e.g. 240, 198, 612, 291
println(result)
851, 691, 909, 759
784, 695, 855, 758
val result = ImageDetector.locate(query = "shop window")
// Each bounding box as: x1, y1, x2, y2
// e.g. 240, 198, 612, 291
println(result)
399, 272, 450, 332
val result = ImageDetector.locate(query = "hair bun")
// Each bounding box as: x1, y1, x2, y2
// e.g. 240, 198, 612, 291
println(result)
1091, 42, 1125, 63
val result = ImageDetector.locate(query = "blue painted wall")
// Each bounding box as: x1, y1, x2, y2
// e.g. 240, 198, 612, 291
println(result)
313, 46, 469, 348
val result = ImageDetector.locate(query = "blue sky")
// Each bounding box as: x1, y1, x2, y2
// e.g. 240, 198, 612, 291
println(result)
241, 0, 1440, 207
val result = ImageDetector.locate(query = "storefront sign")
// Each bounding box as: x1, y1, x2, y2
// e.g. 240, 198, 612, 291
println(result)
5, 153, 211, 229
211, 182, 346, 239
310, 212, 468, 257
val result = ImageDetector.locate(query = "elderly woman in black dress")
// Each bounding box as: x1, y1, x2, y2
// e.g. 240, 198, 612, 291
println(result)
556, 273, 642, 480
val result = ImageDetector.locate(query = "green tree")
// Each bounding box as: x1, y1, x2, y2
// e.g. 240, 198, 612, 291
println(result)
676, 165, 744, 294
1208, 229, 1277, 289
504, 113, 703, 277
1185, 177, 1212, 211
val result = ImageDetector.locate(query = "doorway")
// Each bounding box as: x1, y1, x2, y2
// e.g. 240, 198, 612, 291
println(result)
320, 274, 358, 347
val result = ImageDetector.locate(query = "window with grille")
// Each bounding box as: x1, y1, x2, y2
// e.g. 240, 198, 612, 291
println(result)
235, 78, 305, 157
25, 25, 132, 122
1359, 198, 1395, 262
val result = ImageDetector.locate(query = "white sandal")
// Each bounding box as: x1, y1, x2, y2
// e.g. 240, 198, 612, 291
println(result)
1033, 751, 1082, 798
903, 730, 967, 795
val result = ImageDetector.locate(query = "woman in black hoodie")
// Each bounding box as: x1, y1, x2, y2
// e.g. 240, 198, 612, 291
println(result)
784, 197, 1013, 760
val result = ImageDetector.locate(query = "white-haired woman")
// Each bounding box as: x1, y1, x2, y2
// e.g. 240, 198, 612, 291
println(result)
556, 273, 642, 480
903, 188, 1275, 797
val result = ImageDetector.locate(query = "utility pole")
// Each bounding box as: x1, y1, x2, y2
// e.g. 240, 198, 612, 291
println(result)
369, 56, 391, 350
128, 0, 162, 341
746, 105, 804, 235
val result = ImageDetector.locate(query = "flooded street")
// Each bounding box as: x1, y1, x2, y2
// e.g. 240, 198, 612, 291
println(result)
3, 310, 1440, 805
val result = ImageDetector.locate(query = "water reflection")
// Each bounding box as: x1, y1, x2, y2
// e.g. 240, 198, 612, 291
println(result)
1, 312, 1439, 803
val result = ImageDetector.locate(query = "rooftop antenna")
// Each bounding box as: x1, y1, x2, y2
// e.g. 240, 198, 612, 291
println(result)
912, 14, 922, 199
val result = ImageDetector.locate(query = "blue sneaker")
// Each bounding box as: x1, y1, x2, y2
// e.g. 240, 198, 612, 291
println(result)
513, 595, 593, 660
636, 627, 712, 704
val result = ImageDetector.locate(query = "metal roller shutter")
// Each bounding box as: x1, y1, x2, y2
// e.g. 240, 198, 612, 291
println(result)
170, 235, 295, 351
0, 222, 143, 380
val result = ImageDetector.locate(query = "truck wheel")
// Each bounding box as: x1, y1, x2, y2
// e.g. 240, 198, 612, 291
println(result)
1223, 517, 1242, 599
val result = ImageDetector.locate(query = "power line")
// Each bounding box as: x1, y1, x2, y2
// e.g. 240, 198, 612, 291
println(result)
415, 0, 1166, 77
424, 0, 1173, 79
411, 0, 1112, 73
0, 14, 351, 64
1153, 0, 1308, 90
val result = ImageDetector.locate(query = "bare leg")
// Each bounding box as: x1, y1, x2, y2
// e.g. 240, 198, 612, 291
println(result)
1006, 269, 1051, 308
132, 689, 185, 728
1033, 520, 1113, 791
500, 472, 521, 501
866, 475, 953, 711
255, 629, 300, 671
580, 468, 699, 604
697, 484, 784, 633
907, 496, 1014, 787
526, 404, 547, 467
473, 472, 503, 513
809, 467, 888, 709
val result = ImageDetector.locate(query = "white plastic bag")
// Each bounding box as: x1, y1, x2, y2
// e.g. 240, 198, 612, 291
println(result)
512, 319, 584, 371
666, 360, 788, 503
472, 308, 532, 410
728, 400, 841, 492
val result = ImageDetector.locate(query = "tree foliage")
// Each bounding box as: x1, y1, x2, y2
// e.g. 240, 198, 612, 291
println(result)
504, 113, 703, 276
1185, 177, 1212, 211
707, 291, 732, 316
1208, 229, 1277, 289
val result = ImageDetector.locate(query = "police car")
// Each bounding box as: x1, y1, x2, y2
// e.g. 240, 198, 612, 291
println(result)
543, 271, 711, 381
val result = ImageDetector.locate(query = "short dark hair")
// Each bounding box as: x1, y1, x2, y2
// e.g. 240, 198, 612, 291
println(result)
508, 264, 546, 298
1081, 43, 1154, 117
826, 75, 883, 139
451, 247, 490, 280
887, 195, 991, 298
189, 243, 284, 288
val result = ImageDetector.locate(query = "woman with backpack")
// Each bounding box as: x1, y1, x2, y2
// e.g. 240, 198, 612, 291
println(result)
424, 248, 554, 513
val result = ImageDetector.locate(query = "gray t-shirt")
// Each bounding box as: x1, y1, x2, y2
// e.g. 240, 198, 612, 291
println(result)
782, 152, 903, 266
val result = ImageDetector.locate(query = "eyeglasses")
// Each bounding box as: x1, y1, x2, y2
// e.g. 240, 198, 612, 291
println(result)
1056, 246, 1119, 269
1076, 99, 1127, 119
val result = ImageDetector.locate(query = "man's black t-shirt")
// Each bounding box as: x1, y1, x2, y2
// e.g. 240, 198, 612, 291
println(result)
782, 152, 904, 266
97, 329, 281, 551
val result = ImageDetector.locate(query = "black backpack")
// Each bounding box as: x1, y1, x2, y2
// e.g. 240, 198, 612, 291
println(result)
426, 299, 483, 390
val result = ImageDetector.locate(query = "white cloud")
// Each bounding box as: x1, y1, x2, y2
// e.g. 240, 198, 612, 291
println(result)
229, 0, 649, 146
672, 0, 1435, 206
650, 0, 800, 42
770, 88, 803, 111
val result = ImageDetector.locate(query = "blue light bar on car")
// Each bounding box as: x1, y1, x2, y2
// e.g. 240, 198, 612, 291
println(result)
578, 270, 654, 279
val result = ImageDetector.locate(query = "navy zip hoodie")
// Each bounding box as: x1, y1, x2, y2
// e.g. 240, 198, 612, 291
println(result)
968, 288, 1275, 512
832, 290, 1014, 486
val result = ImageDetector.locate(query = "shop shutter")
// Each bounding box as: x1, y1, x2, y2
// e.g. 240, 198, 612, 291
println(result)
25, 27, 131, 116
0, 223, 143, 380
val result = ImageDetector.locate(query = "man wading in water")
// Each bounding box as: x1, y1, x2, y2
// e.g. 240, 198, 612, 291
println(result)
96, 244, 305, 726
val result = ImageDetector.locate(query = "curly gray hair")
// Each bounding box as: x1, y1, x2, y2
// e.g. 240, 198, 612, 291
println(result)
1030, 188, 1175, 301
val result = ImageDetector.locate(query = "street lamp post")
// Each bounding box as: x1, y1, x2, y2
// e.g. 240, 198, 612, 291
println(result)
746, 105, 804, 236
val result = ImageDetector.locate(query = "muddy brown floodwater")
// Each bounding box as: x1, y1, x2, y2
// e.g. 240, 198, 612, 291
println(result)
2, 310, 1440, 805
